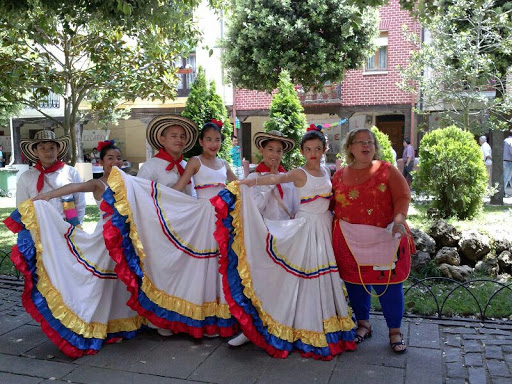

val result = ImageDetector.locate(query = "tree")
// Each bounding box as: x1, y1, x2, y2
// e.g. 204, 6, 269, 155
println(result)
264, 70, 307, 170
222, 0, 379, 92
371, 126, 395, 165
182, 67, 232, 160
398, 0, 512, 204
0, 1, 214, 164
399, 0, 512, 132
413, 126, 487, 219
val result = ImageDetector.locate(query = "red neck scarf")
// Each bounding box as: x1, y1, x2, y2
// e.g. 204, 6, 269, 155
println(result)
154, 149, 185, 174
255, 162, 287, 199
34, 160, 65, 193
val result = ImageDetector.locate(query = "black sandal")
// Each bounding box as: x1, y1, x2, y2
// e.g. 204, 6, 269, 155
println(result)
355, 324, 372, 344
389, 331, 406, 354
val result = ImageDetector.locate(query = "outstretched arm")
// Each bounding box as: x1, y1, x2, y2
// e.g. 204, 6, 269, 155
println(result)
239, 168, 305, 187
172, 157, 200, 192
33, 179, 99, 202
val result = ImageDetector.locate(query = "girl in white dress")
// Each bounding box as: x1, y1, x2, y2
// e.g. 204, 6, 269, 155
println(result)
103, 120, 238, 340
5, 141, 144, 358
213, 128, 356, 360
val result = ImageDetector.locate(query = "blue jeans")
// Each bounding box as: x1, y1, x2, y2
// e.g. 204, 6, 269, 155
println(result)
345, 282, 404, 329
504, 161, 512, 192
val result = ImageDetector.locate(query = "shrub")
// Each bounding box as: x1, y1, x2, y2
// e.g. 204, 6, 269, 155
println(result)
182, 67, 232, 160
264, 70, 307, 170
370, 126, 395, 165
413, 126, 487, 219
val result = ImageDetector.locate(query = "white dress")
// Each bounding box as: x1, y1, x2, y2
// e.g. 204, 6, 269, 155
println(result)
212, 168, 356, 360
5, 181, 144, 358
103, 165, 236, 338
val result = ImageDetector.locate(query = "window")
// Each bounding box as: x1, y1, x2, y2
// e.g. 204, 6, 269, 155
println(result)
365, 31, 388, 72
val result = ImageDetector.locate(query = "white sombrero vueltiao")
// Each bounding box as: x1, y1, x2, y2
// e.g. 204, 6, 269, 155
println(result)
20, 130, 70, 164
254, 130, 295, 153
146, 115, 198, 153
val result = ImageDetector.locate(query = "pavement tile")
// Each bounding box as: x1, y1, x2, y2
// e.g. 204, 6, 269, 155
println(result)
464, 352, 483, 367
257, 353, 336, 384
409, 322, 439, 349
468, 367, 487, 384
486, 360, 510, 377
125, 334, 223, 379
76, 334, 161, 369
189, 344, 270, 384
0, 354, 75, 380
491, 377, 512, 384
405, 347, 442, 384
331, 362, 404, 384
0, 324, 49, 355
63, 365, 196, 384
26, 340, 76, 363
444, 334, 462, 348
0, 371, 42, 384
445, 378, 466, 384
442, 327, 478, 334
480, 328, 512, 336
502, 345, 512, 353
445, 362, 467, 379
463, 339, 482, 353
485, 346, 504, 359
0, 312, 32, 335
444, 347, 462, 363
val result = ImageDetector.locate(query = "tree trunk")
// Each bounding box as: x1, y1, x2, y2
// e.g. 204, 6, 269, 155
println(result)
12, 121, 22, 164
489, 129, 504, 205
74, 122, 84, 163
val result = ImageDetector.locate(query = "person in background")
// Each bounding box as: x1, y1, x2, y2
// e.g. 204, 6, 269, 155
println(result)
504, 130, 512, 197
0, 144, 4, 167
402, 139, 415, 187
16, 130, 85, 224
230, 136, 244, 179
90, 147, 100, 164
479, 136, 492, 187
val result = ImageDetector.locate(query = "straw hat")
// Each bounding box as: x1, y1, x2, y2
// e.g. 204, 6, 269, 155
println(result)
146, 115, 198, 153
254, 130, 295, 153
20, 130, 70, 164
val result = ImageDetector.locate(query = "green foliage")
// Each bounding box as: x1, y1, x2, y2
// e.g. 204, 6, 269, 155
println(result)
222, 0, 379, 92
413, 126, 487, 219
398, 0, 512, 132
264, 71, 307, 170
370, 126, 395, 165
0, 1, 211, 164
182, 68, 232, 160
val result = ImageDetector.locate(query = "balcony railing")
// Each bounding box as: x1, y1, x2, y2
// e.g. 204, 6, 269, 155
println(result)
176, 69, 196, 97
25, 91, 61, 109
296, 83, 342, 104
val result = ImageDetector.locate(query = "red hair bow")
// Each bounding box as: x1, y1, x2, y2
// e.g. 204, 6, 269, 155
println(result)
97, 140, 115, 152
307, 124, 322, 132
211, 119, 223, 128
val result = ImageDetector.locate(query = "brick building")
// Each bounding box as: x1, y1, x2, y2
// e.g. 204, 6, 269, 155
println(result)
233, 0, 421, 163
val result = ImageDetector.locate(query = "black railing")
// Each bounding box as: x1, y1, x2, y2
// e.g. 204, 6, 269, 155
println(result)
25, 91, 61, 109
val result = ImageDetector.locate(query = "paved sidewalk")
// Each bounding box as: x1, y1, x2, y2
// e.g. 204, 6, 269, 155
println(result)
0, 284, 511, 384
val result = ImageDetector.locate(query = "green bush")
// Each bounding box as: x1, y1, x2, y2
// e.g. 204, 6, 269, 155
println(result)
413, 126, 487, 219
370, 126, 395, 165
264, 70, 307, 170
182, 67, 232, 160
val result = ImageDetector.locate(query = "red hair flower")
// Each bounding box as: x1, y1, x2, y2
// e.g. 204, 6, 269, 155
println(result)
211, 119, 223, 128
307, 124, 323, 132
97, 140, 115, 152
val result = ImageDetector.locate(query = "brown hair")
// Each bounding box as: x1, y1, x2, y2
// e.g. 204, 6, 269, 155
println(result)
342, 128, 381, 164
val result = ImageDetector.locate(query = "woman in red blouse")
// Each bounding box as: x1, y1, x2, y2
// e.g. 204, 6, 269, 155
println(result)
332, 128, 414, 354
